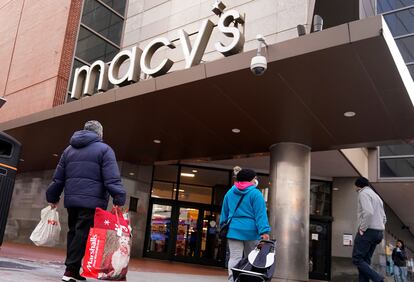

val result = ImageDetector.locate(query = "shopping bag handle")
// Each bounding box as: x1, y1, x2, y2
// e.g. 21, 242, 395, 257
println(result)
112, 205, 122, 237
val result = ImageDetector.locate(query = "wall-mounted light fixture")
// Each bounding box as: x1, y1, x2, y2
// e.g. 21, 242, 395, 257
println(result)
313, 15, 323, 32
0, 97, 6, 109
297, 24, 306, 36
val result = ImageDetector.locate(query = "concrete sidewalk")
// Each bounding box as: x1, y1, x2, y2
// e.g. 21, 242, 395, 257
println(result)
0, 257, 226, 282
0, 242, 227, 281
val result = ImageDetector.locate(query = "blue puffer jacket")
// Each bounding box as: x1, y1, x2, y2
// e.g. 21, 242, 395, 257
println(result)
46, 130, 126, 209
220, 185, 270, 241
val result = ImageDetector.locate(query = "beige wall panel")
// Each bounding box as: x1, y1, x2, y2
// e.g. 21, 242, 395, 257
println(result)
0, 77, 57, 123
331, 177, 358, 258
123, 0, 314, 70
5, 0, 71, 95
126, 0, 145, 18
341, 148, 369, 178
0, 0, 23, 96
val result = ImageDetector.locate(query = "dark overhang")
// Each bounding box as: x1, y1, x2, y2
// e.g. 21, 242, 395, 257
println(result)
1, 16, 414, 172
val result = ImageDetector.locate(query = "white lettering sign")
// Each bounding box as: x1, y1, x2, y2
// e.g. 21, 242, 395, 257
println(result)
215, 10, 245, 56
140, 37, 175, 77
180, 19, 215, 68
71, 1, 245, 100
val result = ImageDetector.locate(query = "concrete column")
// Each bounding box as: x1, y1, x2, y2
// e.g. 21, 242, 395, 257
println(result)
269, 143, 311, 282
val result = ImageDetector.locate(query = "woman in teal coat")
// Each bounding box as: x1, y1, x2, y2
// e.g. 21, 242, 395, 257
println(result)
220, 168, 271, 282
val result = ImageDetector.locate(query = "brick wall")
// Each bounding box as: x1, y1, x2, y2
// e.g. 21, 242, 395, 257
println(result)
53, 0, 82, 107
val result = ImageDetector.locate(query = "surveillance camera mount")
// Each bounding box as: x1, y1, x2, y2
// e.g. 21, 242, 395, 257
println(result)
256, 34, 268, 57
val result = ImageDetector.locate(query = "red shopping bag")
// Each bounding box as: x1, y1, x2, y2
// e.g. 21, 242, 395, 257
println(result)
82, 228, 131, 281
82, 207, 132, 280
94, 207, 130, 235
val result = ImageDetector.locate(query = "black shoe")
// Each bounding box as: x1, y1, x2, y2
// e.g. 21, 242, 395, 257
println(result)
62, 270, 86, 281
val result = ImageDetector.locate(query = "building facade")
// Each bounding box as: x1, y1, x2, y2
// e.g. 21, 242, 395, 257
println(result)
1, 1, 414, 281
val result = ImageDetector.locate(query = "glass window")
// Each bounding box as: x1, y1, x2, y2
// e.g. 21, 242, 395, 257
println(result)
396, 35, 414, 63
384, 7, 414, 36
179, 167, 229, 186
152, 181, 176, 199
380, 144, 414, 156
408, 64, 414, 78
213, 184, 229, 206
0, 139, 12, 157
76, 26, 119, 63
178, 184, 212, 204
310, 181, 331, 216
257, 174, 270, 203
153, 165, 179, 182
380, 158, 414, 177
147, 204, 172, 254
378, 0, 414, 13
100, 0, 127, 16
82, 0, 123, 45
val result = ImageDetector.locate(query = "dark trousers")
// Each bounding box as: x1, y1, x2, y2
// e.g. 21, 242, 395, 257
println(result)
65, 208, 95, 273
352, 229, 384, 282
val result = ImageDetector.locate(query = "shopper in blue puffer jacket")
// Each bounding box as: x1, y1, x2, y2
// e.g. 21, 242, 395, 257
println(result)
46, 120, 126, 282
220, 168, 271, 282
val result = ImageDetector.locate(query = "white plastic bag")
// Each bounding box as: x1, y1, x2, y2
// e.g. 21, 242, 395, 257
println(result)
30, 206, 61, 247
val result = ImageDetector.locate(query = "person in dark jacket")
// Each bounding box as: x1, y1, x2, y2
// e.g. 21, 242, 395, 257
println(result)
46, 120, 126, 282
392, 240, 408, 282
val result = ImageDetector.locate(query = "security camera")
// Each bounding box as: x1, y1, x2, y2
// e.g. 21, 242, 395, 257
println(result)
250, 34, 268, 76
251, 55, 267, 76
0, 97, 6, 108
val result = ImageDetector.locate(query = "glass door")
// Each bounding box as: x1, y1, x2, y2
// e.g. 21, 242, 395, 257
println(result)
145, 202, 173, 259
175, 207, 200, 258
309, 220, 331, 281
199, 210, 226, 265
170, 205, 225, 266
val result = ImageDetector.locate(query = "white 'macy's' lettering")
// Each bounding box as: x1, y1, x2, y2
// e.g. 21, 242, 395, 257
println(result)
71, 1, 245, 100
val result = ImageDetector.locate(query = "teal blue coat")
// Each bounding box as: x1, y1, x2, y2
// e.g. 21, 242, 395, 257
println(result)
220, 185, 270, 240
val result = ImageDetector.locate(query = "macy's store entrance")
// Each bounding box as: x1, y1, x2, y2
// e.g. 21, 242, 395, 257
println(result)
143, 165, 235, 266
143, 164, 332, 278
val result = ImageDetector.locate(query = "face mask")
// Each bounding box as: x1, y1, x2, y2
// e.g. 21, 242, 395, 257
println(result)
253, 179, 259, 187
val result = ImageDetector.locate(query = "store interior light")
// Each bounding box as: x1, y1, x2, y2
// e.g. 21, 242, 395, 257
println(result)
129, 172, 135, 176
344, 111, 356, 118
181, 173, 195, 177
52, 153, 59, 157
232, 128, 241, 133
192, 169, 198, 173
153, 139, 161, 144
333, 187, 340, 191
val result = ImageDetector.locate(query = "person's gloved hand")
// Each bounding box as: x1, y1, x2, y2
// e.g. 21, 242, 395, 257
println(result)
261, 234, 270, 240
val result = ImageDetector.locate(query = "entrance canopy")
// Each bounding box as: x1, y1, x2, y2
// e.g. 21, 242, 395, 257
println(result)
1, 16, 414, 172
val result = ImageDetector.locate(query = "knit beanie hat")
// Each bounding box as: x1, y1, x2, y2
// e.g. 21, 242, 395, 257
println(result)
84, 120, 103, 138
236, 169, 257, 182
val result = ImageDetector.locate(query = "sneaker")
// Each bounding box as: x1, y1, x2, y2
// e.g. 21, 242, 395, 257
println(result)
62, 270, 87, 281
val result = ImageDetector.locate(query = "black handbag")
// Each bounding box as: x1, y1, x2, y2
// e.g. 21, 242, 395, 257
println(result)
219, 194, 246, 239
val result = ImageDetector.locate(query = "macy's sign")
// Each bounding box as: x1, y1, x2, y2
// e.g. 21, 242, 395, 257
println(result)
71, 1, 245, 100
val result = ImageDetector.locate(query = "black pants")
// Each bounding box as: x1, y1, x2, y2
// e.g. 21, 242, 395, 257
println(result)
65, 208, 95, 273
352, 229, 384, 282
